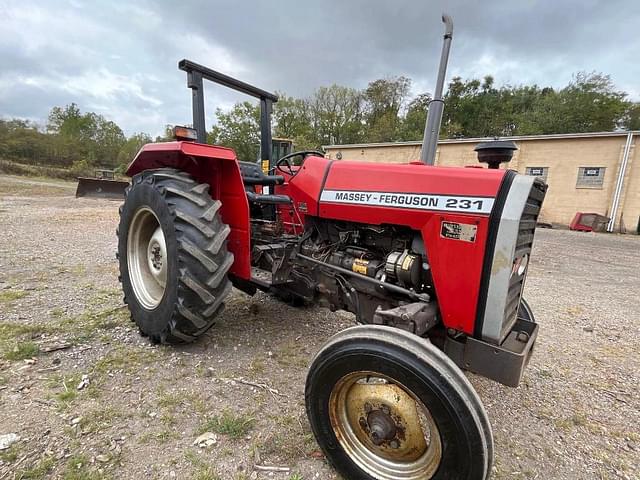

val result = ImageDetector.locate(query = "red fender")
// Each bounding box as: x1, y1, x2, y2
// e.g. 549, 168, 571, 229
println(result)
127, 142, 251, 280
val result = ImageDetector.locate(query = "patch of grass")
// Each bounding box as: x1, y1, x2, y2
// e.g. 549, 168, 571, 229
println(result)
62, 454, 107, 480
193, 465, 220, 480
139, 429, 180, 445
156, 429, 180, 443
4, 341, 39, 360
554, 412, 589, 431
47, 373, 87, 408
50, 307, 65, 318
0, 445, 19, 463
56, 389, 77, 404
184, 451, 221, 480
157, 389, 183, 410
81, 406, 125, 433
257, 432, 315, 460
15, 456, 56, 479
275, 340, 308, 368
0, 321, 48, 340
249, 357, 266, 374
197, 410, 255, 439
92, 345, 157, 375
59, 307, 129, 341
0, 289, 27, 303
160, 413, 177, 427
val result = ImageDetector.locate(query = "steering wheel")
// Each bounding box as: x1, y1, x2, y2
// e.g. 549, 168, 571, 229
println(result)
275, 150, 325, 176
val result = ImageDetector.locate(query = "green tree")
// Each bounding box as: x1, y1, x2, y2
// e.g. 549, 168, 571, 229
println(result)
273, 94, 315, 149
308, 84, 364, 146
364, 77, 411, 142
400, 93, 431, 141
208, 101, 261, 161
624, 103, 640, 130
117, 133, 152, 170
46, 103, 125, 167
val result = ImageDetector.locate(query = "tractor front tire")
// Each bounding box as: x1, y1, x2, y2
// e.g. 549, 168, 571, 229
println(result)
306, 325, 493, 480
117, 168, 233, 344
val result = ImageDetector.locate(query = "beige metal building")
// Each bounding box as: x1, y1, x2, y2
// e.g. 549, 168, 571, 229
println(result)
324, 131, 640, 233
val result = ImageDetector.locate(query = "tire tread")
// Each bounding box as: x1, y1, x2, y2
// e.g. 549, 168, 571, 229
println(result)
118, 168, 233, 344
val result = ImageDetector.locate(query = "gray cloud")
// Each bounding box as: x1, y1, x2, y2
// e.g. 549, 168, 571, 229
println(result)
0, 0, 638, 136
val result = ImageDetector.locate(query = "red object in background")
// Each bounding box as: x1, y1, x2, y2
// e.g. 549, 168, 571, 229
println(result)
570, 212, 610, 232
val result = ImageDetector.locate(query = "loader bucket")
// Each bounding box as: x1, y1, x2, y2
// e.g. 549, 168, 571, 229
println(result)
75, 177, 129, 200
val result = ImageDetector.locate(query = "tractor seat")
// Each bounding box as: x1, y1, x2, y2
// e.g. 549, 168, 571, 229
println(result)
239, 161, 284, 186
246, 191, 292, 205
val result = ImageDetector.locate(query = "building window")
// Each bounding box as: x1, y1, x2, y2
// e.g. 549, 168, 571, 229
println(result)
525, 167, 548, 182
576, 167, 605, 189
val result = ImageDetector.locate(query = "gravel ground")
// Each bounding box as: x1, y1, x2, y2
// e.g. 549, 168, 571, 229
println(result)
0, 174, 638, 480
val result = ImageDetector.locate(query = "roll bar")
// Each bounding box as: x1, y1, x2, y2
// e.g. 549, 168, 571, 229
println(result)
178, 59, 279, 165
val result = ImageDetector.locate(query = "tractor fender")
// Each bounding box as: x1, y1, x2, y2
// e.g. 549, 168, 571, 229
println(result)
127, 141, 251, 280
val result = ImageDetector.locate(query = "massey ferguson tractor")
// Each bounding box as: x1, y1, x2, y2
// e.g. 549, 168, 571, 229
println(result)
116, 15, 546, 480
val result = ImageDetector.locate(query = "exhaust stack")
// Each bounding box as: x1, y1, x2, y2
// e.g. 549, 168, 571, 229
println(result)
420, 14, 453, 165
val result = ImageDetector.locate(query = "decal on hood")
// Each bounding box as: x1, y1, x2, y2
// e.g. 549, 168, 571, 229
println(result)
320, 189, 494, 214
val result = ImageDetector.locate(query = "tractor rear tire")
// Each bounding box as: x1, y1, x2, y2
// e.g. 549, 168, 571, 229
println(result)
117, 168, 233, 344
306, 325, 493, 480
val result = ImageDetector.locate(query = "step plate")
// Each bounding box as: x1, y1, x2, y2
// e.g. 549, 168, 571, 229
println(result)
250, 267, 273, 288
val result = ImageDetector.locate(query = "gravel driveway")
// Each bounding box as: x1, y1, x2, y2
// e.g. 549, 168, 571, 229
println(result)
0, 175, 638, 480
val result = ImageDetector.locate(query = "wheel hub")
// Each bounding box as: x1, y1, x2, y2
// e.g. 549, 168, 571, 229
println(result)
147, 226, 167, 287
367, 408, 398, 446
329, 372, 442, 479
127, 208, 168, 310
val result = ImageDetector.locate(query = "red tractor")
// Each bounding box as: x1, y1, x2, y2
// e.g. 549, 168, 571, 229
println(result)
117, 16, 545, 480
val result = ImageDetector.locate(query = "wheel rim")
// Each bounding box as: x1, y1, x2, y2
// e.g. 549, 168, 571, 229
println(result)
127, 207, 167, 310
329, 371, 442, 480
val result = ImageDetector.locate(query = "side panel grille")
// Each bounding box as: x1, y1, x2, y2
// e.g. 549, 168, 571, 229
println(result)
503, 179, 547, 325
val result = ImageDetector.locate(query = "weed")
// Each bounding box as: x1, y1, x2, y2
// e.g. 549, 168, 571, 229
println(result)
249, 357, 266, 374
62, 454, 107, 480
56, 389, 77, 404
185, 451, 220, 480
50, 307, 65, 318
0, 445, 19, 463
82, 406, 125, 433
160, 413, 177, 426
48, 373, 85, 408
15, 456, 55, 479
198, 410, 255, 439
92, 345, 156, 374
155, 429, 180, 443
0, 322, 48, 340
157, 390, 182, 410
0, 289, 27, 303
275, 340, 308, 368
4, 341, 39, 361
139, 430, 180, 444
289, 474, 304, 480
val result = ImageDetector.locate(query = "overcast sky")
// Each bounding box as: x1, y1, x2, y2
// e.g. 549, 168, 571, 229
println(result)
1, 0, 638, 136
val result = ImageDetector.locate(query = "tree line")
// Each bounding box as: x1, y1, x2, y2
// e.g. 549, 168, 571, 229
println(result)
1, 71, 638, 176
